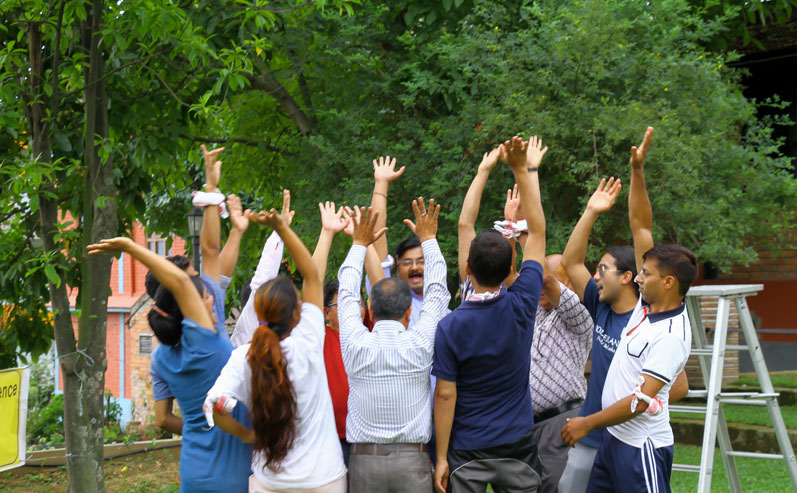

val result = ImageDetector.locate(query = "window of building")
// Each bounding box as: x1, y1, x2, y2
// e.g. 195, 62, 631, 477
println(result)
139, 334, 153, 355
147, 233, 172, 257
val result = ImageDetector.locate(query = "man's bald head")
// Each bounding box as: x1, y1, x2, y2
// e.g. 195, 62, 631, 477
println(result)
545, 254, 572, 289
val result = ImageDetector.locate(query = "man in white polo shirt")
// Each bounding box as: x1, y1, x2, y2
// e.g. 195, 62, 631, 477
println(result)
561, 127, 697, 492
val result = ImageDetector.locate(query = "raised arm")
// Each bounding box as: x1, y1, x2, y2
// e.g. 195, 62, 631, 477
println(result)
199, 145, 224, 281
312, 201, 349, 282
628, 127, 654, 271
342, 206, 387, 289
371, 155, 406, 261
251, 207, 321, 309
561, 178, 622, 300
88, 238, 213, 328
500, 136, 546, 265
338, 207, 388, 351
230, 192, 293, 347
219, 194, 250, 277
458, 148, 500, 282
403, 198, 449, 342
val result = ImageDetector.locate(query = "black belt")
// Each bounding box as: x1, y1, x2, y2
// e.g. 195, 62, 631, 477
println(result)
533, 399, 583, 424
350, 443, 428, 456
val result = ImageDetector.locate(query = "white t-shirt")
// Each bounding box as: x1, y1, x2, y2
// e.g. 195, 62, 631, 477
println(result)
209, 303, 346, 489
601, 297, 691, 448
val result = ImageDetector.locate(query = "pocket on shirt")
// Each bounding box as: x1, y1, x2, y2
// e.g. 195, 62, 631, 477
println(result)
626, 334, 648, 358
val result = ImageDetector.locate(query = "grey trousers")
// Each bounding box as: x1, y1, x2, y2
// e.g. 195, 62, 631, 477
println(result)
348, 449, 433, 493
557, 441, 598, 493
531, 407, 581, 493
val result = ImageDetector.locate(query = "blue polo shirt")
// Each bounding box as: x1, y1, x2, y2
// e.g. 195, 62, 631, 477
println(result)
432, 260, 543, 451
578, 278, 633, 448
151, 317, 251, 492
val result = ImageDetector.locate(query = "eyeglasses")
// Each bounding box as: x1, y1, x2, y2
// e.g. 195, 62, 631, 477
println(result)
325, 301, 363, 308
398, 258, 424, 267
596, 264, 619, 276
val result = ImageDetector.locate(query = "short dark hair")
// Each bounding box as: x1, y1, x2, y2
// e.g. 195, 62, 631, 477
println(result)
148, 275, 205, 346
643, 245, 698, 297
394, 236, 421, 261
145, 255, 192, 298
467, 231, 512, 287
241, 277, 253, 307
370, 278, 412, 320
606, 246, 639, 295
324, 279, 339, 307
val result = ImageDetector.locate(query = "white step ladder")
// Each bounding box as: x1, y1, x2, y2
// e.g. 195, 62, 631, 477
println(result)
671, 284, 797, 492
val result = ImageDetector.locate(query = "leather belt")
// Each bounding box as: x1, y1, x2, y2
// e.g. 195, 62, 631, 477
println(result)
350, 443, 429, 456
534, 399, 583, 424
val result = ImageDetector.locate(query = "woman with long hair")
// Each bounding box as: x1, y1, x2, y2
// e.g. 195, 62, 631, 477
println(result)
87, 237, 251, 492
207, 208, 346, 492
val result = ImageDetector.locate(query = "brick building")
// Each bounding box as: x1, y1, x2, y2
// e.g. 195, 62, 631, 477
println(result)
55, 223, 188, 427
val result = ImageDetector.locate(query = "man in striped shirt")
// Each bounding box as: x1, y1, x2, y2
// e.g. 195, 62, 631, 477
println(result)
338, 199, 450, 493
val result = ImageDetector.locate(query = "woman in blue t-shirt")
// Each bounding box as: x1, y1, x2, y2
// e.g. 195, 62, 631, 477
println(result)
88, 237, 251, 492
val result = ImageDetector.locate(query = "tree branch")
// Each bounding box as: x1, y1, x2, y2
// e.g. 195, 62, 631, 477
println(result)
248, 57, 315, 135
177, 133, 294, 156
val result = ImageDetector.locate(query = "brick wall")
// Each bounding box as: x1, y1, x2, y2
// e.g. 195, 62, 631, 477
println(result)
686, 296, 741, 389
127, 296, 158, 425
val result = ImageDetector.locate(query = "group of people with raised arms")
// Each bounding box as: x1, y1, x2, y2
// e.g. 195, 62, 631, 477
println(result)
87, 126, 698, 493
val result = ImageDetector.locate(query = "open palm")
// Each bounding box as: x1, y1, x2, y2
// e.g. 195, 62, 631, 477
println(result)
587, 177, 622, 214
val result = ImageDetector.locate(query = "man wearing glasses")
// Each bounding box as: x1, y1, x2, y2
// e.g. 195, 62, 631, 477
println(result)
558, 129, 687, 493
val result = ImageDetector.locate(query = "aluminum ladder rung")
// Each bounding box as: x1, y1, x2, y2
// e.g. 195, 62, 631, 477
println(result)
670, 404, 707, 413
673, 463, 702, 472
726, 451, 785, 460
718, 392, 779, 406
691, 345, 749, 356
687, 389, 709, 399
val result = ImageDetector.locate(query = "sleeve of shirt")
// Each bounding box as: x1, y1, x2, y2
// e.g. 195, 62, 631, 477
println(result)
181, 317, 223, 353
642, 333, 690, 385
208, 346, 253, 411
508, 260, 543, 320
432, 322, 457, 382
218, 275, 232, 291
581, 278, 601, 322
231, 232, 284, 347
557, 283, 594, 335
413, 240, 451, 347
337, 245, 369, 355
365, 254, 393, 296
150, 358, 173, 400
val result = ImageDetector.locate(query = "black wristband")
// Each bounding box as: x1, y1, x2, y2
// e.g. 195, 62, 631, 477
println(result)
527, 167, 539, 172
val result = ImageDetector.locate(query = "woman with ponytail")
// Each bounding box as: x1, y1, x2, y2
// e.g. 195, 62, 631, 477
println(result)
207, 208, 346, 492
87, 237, 251, 493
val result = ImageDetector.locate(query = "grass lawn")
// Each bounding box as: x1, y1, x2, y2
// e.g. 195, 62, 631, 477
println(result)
672, 444, 795, 492
1, 447, 180, 492
734, 372, 797, 389
670, 403, 797, 428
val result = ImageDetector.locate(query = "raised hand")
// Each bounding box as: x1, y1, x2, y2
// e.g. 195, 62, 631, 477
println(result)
477, 147, 501, 173
341, 206, 355, 237
630, 127, 653, 169
403, 197, 440, 243
586, 177, 622, 214
200, 144, 224, 190
351, 206, 388, 247
499, 136, 528, 171
504, 184, 525, 222
278, 189, 295, 227
227, 195, 251, 233
249, 209, 284, 229
318, 201, 349, 234
526, 135, 548, 170
87, 237, 134, 255
373, 155, 406, 183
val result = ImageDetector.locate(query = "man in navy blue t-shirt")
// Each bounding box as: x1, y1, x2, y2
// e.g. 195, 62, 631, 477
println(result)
433, 135, 548, 493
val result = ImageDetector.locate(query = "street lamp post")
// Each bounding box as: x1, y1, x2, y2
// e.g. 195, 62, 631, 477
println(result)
186, 208, 203, 273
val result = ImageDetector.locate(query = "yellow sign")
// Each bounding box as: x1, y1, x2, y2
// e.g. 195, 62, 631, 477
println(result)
0, 367, 30, 472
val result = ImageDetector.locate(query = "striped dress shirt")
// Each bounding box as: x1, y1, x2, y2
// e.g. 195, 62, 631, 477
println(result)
338, 240, 450, 444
